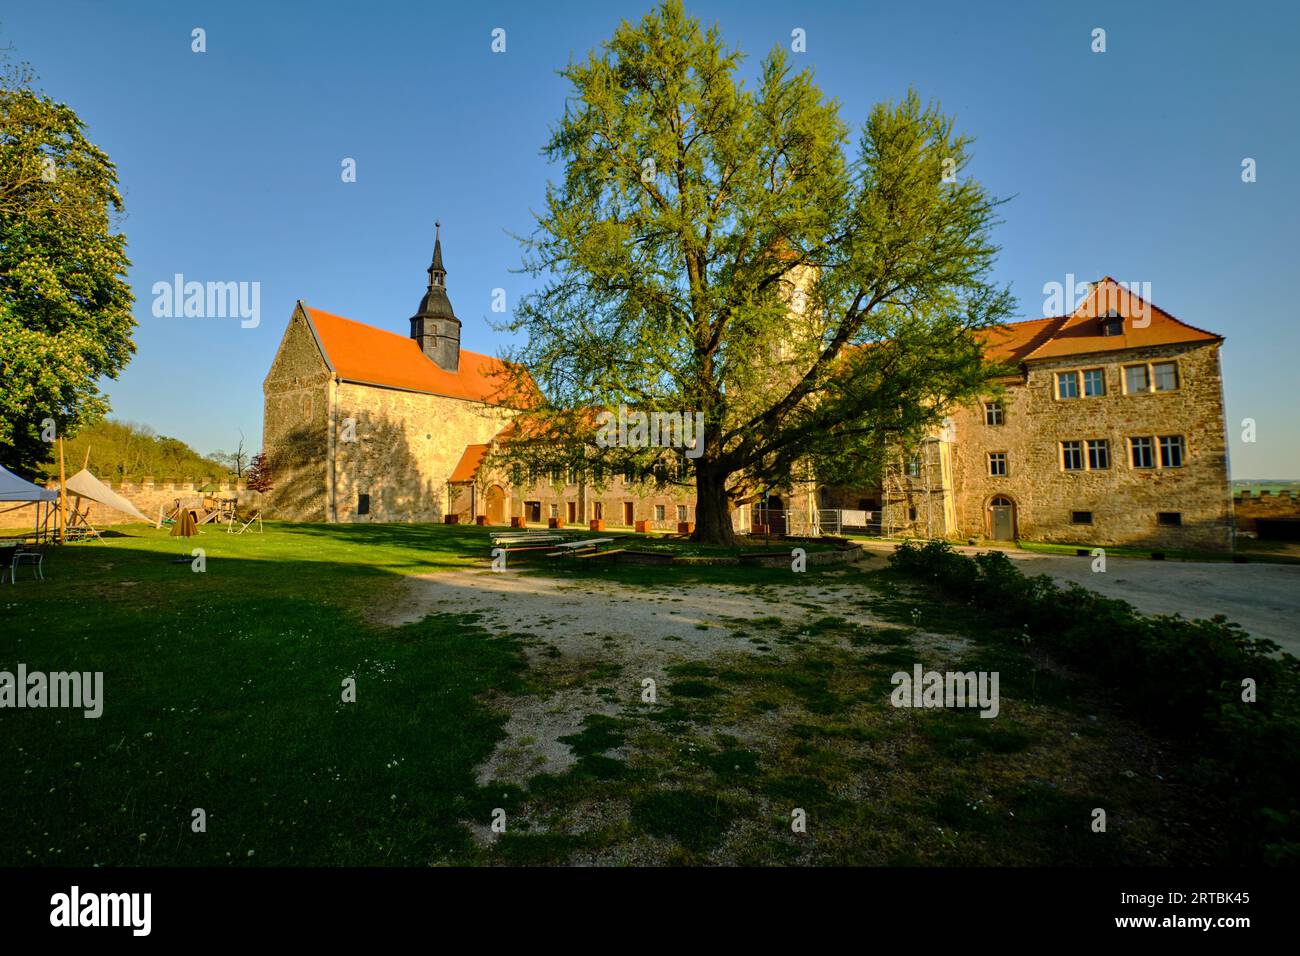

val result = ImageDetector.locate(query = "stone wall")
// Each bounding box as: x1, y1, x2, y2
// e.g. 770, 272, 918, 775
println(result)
261, 304, 331, 521
948, 340, 1232, 550
332, 382, 513, 523
0, 479, 253, 530
1234, 490, 1300, 534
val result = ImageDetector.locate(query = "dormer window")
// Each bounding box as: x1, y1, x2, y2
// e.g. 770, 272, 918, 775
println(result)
1100, 311, 1123, 337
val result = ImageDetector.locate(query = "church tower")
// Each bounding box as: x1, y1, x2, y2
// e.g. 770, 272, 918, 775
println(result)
409, 222, 461, 372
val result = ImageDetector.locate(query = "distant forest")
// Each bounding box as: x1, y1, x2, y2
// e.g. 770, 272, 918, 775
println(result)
39, 419, 236, 483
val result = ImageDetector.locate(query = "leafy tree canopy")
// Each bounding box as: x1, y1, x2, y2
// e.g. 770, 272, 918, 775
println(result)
0, 51, 135, 479
498, 0, 1014, 544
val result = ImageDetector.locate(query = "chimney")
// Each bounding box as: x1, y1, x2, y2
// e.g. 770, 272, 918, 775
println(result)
409, 221, 461, 372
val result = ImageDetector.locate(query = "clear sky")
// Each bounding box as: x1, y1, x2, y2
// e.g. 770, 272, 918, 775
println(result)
5, 0, 1298, 477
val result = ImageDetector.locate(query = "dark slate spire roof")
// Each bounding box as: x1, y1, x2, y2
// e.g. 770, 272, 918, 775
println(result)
430, 221, 446, 275
413, 221, 456, 322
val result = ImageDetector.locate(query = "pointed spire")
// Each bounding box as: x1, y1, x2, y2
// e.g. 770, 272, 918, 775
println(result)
429, 220, 445, 285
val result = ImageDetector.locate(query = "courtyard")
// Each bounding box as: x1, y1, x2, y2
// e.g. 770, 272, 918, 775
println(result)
0, 524, 1286, 865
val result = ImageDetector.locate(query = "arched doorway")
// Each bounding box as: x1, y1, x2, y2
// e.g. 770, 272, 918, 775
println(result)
988, 495, 1016, 541
484, 485, 506, 525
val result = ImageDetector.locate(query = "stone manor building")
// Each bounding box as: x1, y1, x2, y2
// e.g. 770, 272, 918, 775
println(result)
262, 235, 1233, 550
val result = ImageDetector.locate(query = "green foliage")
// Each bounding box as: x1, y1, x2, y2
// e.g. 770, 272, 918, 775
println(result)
38, 418, 232, 483
500, 0, 1014, 541
889, 539, 1300, 862
0, 61, 135, 478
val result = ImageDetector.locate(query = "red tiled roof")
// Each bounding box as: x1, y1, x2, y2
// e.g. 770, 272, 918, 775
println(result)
1021, 277, 1220, 360
977, 278, 1221, 367
301, 304, 532, 406
449, 443, 489, 482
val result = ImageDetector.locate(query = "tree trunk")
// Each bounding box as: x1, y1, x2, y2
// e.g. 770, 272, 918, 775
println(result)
691, 465, 739, 546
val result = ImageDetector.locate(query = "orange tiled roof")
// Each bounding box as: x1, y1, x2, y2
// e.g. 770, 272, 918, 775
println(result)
1022, 277, 1220, 360
301, 304, 531, 406
449, 443, 489, 482
977, 277, 1220, 366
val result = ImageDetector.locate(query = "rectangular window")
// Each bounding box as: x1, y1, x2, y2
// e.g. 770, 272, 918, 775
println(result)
1130, 437, 1155, 469
1086, 439, 1110, 470
549, 502, 558, 519
593, 502, 603, 520
1056, 371, 1080, 399
1157, 511, 1183, 526
1061, 441, 1084, 471
1082, 368, 1106, 397
1159, 435, 1185, 468
654, 505, 665, 521
567, 467, 579, 485
677, 505, 688, 522
622, 467, 635, 484
1071, 511, 1093, 525
988, 452, 1008, 477
1153, 361, 1179, 392
984, 401, 1004, 426
357, 492, 369, 516
1124, 365, 1149, 394
908, 507, 918, 522
905, 456, 921, 478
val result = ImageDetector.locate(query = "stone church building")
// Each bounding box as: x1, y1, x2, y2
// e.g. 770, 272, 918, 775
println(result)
262, 234, 1233, 550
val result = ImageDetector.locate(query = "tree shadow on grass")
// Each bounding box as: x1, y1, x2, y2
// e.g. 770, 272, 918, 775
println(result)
0, 528, 526, 866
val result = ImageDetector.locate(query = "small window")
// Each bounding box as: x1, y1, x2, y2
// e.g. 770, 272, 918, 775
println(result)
677, 505, 687, 521
550, 467, 562, 484
984, 401, 1004, 426
357, 492, 370, 516
1159, 435, 1185, 468
1086, 439, 1110, 470
988, 452, 1008, 477
1130, 437, 1155, 469
1061, 441, 1084, 471
654, 504, 665, 521
1056, 371, 1080, 399
1082, 369, 1106, 397
1153, 362, 1179, 392
567, 468, 579, 485
622, 468, 635, 484
1100, 314, 1124, 337
1071, 511, 1093, 525
1124, 365, 1149, 394
593, 502, 603, 520
549, 503, 558, 518
1157, 512, 1182, 527
905, 456, 922, 478
908, 507, 918, 522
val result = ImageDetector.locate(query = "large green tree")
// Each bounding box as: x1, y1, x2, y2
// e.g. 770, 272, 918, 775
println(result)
0, 54, 134, 478
502, 0, 1014, 544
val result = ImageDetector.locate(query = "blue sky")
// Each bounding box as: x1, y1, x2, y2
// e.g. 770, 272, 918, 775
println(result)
6, 0, 1298, 476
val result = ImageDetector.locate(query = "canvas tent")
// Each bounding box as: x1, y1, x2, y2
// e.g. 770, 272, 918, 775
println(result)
64, 468, 155, 525
0, 464, 56, 503
0, 463, 57, 542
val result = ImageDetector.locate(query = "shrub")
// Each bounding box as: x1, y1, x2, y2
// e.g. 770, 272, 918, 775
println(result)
889, 539, 1300, 862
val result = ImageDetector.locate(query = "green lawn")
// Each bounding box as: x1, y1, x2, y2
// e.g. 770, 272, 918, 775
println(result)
0, 524, 1242, 865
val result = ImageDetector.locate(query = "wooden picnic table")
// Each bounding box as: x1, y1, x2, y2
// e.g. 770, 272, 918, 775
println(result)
548, 537, 615, 553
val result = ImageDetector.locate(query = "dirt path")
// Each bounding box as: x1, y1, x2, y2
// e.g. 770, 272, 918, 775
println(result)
378, 564, 962, 788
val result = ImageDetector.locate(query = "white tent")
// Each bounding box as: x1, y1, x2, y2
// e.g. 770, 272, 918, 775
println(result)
0, 463, 56, 542
64, 468, 154, 525
0, 464, 57, 502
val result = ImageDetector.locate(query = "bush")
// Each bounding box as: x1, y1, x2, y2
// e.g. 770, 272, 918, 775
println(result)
889, 539, 1300, 862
